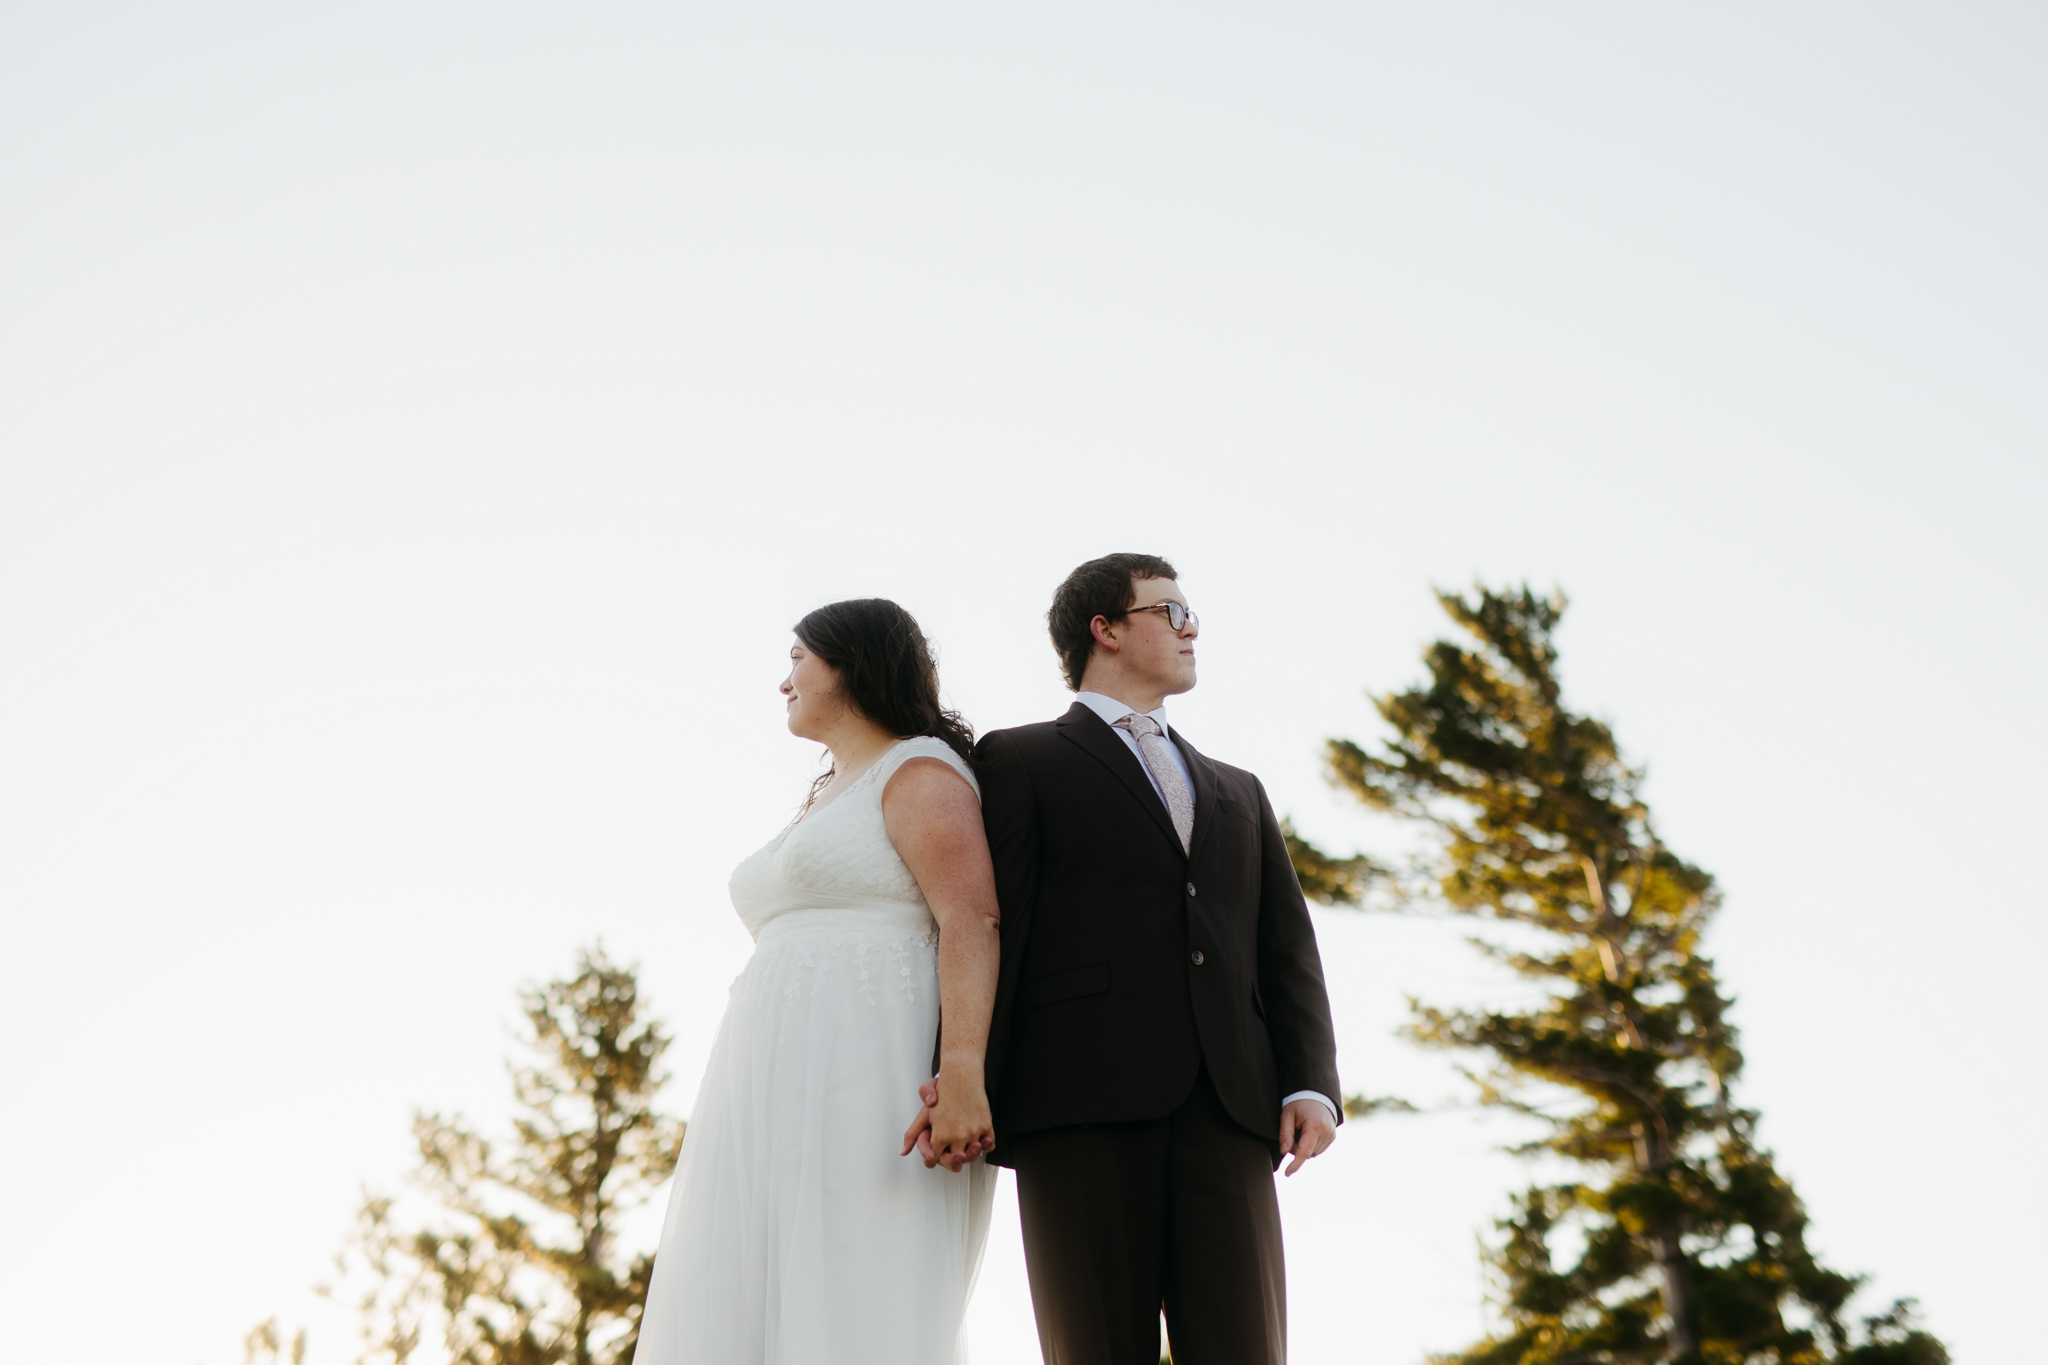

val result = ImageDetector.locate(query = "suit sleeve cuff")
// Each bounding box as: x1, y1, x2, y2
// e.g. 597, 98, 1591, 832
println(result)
1282, 1090, 1341, 1127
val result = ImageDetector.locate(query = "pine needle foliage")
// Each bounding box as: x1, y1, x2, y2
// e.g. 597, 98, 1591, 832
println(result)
325, 945, 685, 1365
239, 1318, 308, 1365
1315, 585, 1945, 1365
1280, 816, 1386, 908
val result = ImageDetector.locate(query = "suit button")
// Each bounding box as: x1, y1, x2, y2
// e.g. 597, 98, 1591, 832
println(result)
1190, 950, 1205, 966
1186, 882, 1198, 897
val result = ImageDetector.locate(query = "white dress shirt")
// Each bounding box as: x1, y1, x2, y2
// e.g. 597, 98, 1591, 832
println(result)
1074, 692, 1341, 1131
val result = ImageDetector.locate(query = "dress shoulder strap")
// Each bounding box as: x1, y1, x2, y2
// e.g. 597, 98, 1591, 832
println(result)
875, 735, 980, 800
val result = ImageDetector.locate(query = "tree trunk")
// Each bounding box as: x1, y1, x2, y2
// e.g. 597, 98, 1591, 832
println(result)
1656, 1227, 1700, 1362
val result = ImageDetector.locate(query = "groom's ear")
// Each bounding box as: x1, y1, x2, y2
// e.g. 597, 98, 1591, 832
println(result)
1088, 615, 1123, 653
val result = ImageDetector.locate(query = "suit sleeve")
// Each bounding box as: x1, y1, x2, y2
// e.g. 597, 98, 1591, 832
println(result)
1251, 777, 1343, 1120
975, 729, 1041, 1095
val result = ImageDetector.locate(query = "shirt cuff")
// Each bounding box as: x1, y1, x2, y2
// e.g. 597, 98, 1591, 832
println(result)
1281, 1090, 1340, 1127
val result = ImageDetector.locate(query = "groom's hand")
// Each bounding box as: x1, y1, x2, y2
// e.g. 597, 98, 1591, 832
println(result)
902, 1077, 992, 1173
1278, 1098, 1336, 1177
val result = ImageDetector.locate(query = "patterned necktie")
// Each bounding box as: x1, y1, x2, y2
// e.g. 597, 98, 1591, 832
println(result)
1114, 712, 1194, 854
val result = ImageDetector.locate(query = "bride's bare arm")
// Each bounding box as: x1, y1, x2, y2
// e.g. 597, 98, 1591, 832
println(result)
882, 756, 1000, 1172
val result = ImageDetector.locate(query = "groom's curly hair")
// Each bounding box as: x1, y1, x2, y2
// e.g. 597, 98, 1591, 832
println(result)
1048, 553, 1179, 692
793, 598, 976, 808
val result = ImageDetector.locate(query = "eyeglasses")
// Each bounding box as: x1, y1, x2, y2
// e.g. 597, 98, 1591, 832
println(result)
1128, 601, 1199, 634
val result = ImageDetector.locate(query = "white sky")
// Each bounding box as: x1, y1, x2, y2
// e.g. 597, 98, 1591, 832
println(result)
3, 3, 2043, 1362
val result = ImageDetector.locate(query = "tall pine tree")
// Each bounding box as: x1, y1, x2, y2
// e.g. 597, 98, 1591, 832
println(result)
1300, 585, 1944, 1365
326, 945, 685, 1365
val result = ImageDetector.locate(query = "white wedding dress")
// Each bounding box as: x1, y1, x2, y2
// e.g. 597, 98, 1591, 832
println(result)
635, 737, 997, 1365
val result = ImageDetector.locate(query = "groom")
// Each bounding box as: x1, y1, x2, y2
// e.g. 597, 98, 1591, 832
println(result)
972, 553, 1341, 1365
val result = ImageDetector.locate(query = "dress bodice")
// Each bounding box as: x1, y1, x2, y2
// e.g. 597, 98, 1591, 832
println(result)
728, 737, 979, 941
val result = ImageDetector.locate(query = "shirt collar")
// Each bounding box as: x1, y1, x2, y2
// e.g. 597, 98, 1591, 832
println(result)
1074, 690, 1170, 739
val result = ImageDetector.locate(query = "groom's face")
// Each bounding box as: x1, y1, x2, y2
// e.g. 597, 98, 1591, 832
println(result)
1116, 577, 1199, 697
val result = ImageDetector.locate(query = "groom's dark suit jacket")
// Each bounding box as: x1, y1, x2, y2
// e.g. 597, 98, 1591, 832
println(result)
976, 702, 1341, 1160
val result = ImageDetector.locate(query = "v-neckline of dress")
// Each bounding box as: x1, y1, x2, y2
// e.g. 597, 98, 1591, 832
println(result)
786, 738, 913, 833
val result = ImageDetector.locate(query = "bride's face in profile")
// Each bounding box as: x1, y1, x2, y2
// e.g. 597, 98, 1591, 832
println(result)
782, 641, 849, 742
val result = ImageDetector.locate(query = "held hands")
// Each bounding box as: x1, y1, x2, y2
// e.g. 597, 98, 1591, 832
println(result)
900, 1074, 996, 1173
1278, 1097, 1337, 1176
905, 1082, 1330, 1175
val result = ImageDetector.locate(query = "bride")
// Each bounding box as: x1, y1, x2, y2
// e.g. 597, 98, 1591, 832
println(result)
634, 598, 1000, 1365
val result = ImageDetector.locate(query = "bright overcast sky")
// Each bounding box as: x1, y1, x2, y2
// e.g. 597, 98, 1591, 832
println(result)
3, 4, 2043, 1363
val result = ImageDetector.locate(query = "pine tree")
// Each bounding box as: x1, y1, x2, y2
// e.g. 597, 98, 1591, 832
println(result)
239, 1318, 308, 1365
1280, 816, 1386, 910
1300, 585, 1946, 1365
326, 945, 685, 1365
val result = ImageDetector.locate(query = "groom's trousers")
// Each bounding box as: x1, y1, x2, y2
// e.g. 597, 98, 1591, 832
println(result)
1005, 1067, 1285, 1365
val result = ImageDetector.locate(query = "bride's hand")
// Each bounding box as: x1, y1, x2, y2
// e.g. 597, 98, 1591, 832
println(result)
901, 1080, 940, 1165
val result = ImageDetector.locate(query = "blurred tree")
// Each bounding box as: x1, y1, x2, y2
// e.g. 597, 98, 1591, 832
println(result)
325, 945, 685, 1365
1280, 816, 1385, 909
239, 1318, 307, 1365
1293, 585, 1946, 1365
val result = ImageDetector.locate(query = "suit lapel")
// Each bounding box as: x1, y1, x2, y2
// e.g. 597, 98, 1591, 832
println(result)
1171, 727, 1219, 861
1054, 703, 1184, 854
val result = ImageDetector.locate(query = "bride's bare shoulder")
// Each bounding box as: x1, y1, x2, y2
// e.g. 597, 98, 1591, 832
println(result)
880, 740, 977, 805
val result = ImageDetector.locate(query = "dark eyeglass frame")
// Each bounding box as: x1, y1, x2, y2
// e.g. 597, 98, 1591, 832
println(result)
1128, 601, 1199, 634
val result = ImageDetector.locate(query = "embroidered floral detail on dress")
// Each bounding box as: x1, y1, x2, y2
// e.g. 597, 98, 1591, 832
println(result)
851, 941, 877, 1004
778, 938, 845, 1003
889, 939, 918, 1001
745, 931, 938, 1009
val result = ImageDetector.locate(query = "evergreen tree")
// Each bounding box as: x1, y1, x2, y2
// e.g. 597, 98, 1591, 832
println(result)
1299, 585, 1945, 1365
326, 945, 685, 1365
1280, 816, 1385, 910
239, 1318, 307, 1365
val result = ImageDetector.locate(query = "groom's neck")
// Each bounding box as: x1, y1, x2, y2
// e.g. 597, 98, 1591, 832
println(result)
1075, 671, 1174, 716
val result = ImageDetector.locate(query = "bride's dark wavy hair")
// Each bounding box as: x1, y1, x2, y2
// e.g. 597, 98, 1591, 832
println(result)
794, 598, 975, 807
